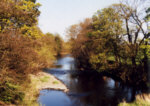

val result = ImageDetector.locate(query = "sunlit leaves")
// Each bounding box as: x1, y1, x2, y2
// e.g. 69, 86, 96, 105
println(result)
0, 0, 41, 38
21, 25, 44, 39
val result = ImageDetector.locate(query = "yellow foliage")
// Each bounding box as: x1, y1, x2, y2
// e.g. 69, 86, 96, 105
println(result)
0, 0, 40, 34
21, 25, 44, 39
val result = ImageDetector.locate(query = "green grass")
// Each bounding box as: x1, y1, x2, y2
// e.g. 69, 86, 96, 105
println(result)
119, 97, 150, 106
40, 76, 50, 82
53, 81, 59, 84
119, 100, 150, 106
0, 82, 25, 104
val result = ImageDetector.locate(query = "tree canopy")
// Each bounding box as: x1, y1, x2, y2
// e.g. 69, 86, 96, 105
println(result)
68, 0, 150, 84
0, 0, 40, 38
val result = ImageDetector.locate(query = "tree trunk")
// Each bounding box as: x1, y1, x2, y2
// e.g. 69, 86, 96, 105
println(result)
143, 41, 148, 70
115, 55, 119, 67
143, 51, 148, 71
148, 57, 150, 93
132, 56, 136, 67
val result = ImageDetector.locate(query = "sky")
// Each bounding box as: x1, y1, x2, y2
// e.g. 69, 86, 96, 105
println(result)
37, 0, 119, 39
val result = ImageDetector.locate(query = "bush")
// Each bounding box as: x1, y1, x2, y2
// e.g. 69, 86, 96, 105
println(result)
0, 82, 25, 104
0, 32, 41, 104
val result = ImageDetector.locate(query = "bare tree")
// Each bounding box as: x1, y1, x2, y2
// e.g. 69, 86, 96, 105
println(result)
111, 0, 150, 66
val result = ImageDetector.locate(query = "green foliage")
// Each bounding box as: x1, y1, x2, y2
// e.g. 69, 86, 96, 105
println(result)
0, 1, 43, 104
54, 34, 63, 56
0, 82, 25, 104
0, 29, 61, 105
68, 7, 124, 70
21, 25, 44, 39
69, 2, 150, 85
40, 76, 50, 82
27, 0, 36, 3
0, 0, 41, 38
53, 81, 59, 84
140, 44, 150, 57
146, 7, 150, 21
0, 0, 65, 105
92, 7, 123, 37
90, 53, 107, 71
35, 33, 62, 67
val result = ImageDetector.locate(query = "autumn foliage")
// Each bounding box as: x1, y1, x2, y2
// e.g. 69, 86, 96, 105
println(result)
0, 0, 64, 104
68, 0, 150, 84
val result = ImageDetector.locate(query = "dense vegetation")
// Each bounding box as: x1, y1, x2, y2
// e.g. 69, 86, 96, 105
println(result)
68, 0, 150, 84
0, 0, 64, 105
0, 0, 149, 105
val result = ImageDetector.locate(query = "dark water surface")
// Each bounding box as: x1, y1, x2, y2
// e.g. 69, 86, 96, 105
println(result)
38, 55, 147, 106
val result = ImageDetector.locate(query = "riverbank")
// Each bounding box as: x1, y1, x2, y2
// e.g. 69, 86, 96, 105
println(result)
22, 71, 68, 106
119, 94, 150, 106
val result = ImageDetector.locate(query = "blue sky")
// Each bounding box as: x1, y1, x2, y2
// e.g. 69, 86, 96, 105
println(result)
37, 0, 119, 39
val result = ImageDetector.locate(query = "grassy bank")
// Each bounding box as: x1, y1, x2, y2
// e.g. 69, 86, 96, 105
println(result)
22, 72, 68, 106
0, 0, 70, 105
0, 71, 68, 106
119, 94, 150, 106
0, 32, 66, 105
0, 24, 68, 105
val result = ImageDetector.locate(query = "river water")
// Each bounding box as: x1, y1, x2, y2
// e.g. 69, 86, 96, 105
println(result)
38, 55, 147, 106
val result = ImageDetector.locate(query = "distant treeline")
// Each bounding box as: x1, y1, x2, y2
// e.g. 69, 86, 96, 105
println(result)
67, 0, 150, 84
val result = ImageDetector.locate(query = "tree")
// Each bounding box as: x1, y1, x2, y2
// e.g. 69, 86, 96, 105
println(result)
28, 0, 36, 3
21, 25, 44, 39
146, 7, 150, 20
0, 0, 40, 35
54, 34, 63, 56
88, 7, 124, 71
67, 0, 150, 84
110, 0, 150, 66
67, 19, 93, 69
146, 7, 150, 33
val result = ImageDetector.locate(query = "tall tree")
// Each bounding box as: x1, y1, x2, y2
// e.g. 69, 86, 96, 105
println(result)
110, 0, 150, 66
54, 34, 63, 56
89, 7, 124, 70
0, 0, 40, 35
67, 19, 93, 69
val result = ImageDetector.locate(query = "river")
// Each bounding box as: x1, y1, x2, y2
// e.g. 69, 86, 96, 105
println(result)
38, 55, 147, 106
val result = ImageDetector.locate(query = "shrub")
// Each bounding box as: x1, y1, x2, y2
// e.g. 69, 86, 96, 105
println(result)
0, 32, 41, 104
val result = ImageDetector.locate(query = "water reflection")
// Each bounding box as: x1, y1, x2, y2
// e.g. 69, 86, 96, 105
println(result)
39, 55, 145, 106
39, 90, 72, 106
56, 56, 75, 70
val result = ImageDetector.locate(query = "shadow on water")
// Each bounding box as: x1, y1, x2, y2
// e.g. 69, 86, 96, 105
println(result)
38, 54, 149, 106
